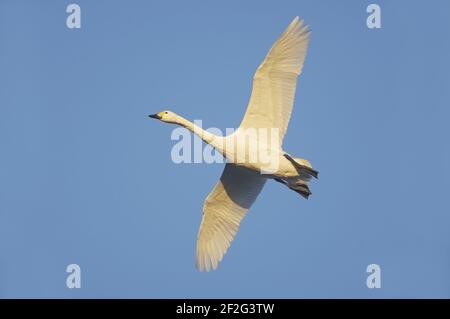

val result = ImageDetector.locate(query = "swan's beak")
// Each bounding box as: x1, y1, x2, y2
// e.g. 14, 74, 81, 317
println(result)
148, 113, 161, 120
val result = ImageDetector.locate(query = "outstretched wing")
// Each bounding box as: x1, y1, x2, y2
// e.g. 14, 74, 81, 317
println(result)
196, 164, 266, 271
239, 17, 311, 145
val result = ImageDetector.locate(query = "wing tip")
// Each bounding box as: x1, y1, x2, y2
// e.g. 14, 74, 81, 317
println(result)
196, 257, 219, 272
196, 243, 222, 272
287, 16, 311, 38
288, 16, 300, 30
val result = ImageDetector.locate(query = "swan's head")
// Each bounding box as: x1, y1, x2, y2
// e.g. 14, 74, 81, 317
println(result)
148, 110, 178, 124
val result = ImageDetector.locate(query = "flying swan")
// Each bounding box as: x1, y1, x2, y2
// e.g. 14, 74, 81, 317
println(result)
149, 17, 318, 271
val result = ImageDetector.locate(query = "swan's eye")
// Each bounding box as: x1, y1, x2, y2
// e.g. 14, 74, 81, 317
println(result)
165, 111, 168, 114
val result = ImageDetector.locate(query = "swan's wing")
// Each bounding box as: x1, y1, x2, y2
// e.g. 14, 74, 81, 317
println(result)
239, 17, 310, 145
196, 164, 266, 271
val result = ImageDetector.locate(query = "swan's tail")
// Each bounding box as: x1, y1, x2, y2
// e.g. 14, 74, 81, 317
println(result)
275, 154, 318, 199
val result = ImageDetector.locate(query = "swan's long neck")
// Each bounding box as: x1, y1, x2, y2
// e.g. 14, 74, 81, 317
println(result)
175, 115, 223, 150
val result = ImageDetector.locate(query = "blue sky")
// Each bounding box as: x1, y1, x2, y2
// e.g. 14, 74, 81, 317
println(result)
0, 0, 449, 298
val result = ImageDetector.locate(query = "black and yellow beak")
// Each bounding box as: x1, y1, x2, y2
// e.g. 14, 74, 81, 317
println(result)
148, 113, 161, 120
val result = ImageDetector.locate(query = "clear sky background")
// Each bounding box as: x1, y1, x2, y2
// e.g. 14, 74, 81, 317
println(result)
0, 0, 449, 298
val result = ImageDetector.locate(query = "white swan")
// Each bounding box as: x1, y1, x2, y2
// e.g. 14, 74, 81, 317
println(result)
149, 17, 318, 271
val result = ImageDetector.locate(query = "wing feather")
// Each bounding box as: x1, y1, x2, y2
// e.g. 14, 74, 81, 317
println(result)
239, 17, 311, 145
196, 164, 266, 271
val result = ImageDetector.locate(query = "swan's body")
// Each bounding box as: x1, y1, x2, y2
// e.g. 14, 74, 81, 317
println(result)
149, 17, 318, 271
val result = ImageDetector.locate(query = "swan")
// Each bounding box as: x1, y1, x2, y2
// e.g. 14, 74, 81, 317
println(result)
149, 17, 318, 271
